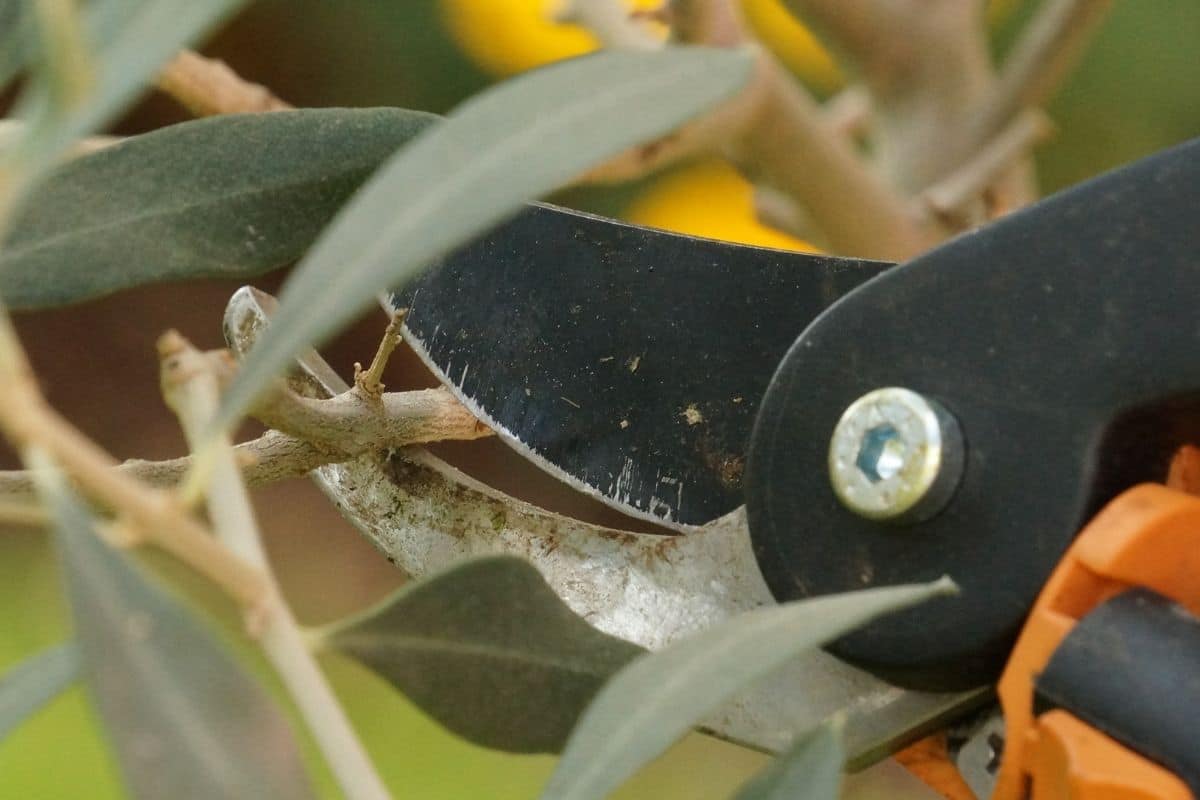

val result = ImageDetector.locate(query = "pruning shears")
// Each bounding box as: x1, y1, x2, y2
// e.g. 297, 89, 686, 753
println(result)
227, 136, 1200, 798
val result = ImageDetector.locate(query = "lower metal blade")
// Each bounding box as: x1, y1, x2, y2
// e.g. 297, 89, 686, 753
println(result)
226, 284, 984, 765
394, 202, 889, 529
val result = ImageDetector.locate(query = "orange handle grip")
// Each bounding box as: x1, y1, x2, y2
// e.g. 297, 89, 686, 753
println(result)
993, 484, 1200, 800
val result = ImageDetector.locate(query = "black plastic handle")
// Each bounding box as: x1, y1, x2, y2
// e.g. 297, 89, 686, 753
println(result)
1036, 589, 1200, 794
745, 137, 1200, 691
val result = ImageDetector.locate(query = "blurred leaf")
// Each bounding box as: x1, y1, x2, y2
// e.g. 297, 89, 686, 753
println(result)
0, 642, 80, 742
83, 0, 152, 49
219, 45, 755, 425
733, 719, 844, 800
0, 0, 29, 92
10, 0, 248, 173
28, 0, 92, 117
326, 556, 645, 754
541, 578, 955, 800
43, 470, 317, 800
0, 107, 436, 308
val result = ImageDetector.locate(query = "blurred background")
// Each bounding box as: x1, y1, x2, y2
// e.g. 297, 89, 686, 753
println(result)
1, 1, 1198, 797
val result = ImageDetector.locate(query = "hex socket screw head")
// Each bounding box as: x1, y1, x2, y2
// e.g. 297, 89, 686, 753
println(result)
828, 387, 964, 523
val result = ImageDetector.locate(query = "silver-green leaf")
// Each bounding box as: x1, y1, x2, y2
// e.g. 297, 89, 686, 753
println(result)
44, 473, 317, 800
0, 642, 80, 742
541, 578, 956, 800
219, 45, 755, 426
324, 556, 645, 753
733, 720, 844, 800
12, 0, 248, 169
0, 108, 436, 308
0, 0, 29, 93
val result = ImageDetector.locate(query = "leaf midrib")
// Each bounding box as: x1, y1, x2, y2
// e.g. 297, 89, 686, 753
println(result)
1, 150, 382, 262
551, 588, 933, 798
335, 631, 627, 681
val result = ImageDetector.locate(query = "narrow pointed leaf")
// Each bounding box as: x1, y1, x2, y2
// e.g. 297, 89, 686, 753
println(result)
0, 108, 435, 308
0, 0, 29, 93
12, 0, 248, 169
44, 475, 316, 800
541, 578, 955, 800
734, 720, 844, 800
0, 642, 80, 742
326, 556, 645, 753
220, 45, 755, 426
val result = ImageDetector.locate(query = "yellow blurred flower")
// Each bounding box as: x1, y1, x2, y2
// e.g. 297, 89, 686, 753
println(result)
739, 0, 840, 92
444, 0, 1018, 252
442, 0, 1022, 86
624, 160, 816, 252
439, 0, 663, 77
439, 0, 838, 90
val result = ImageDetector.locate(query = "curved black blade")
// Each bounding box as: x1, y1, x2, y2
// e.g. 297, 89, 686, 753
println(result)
393, 203, 889, 528
746, 136, 1200, 689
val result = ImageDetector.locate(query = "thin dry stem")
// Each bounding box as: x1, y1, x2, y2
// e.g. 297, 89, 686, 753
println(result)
0, 315, 267, 609
160, 331, 391, 800
0, 342, 490, 505
821, 85, 872, 140
0, 430, 331, 502
923, 110, 1055, 226
156, 50, 293, 116
752, 186, 817, 244
0, 499, 49, 527
966, 0, 1113, 155
252, 383, 491, 457
580, 0, 941, 258
783, 0, 998, 192
680, 0, 939, 258
353, 313, 404, 400
0, 392, 491, 504
731, 55, 940, 258
555, 0, 662, 49
580, 79, 871, 185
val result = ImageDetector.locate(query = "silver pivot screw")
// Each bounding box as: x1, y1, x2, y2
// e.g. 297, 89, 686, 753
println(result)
828, 387, 964, 523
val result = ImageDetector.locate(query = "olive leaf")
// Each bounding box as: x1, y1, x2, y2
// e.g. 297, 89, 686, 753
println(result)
10, 0, 248, 171
0, 0, 28, 93
0, 107, 436, 308
0, 642, 80, 742
323, 556, 645, 753
733, 719, 844, 800
541, 578, 956, 800
41, 467, 317, 800
219, 45, 755, 426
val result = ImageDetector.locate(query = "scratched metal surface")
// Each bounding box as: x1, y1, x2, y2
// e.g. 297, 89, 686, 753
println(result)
393, 202, 890, 529
224, 286, 976, 765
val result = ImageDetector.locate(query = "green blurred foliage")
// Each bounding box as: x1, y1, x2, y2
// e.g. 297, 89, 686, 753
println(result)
996, 0, 1200, 190
0, 532, 775, 799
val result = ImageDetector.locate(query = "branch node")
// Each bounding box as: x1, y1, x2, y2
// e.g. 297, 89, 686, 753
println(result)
354, 312, 404, 401
97, 518, 145, 548
156, 50, 292, 117
554, 0, 663, 49
923, 109, 1055, 227
243, 592, 274, 639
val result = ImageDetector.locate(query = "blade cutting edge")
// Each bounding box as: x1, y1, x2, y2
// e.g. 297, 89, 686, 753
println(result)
394, 201, 890, 528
